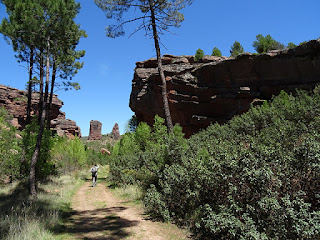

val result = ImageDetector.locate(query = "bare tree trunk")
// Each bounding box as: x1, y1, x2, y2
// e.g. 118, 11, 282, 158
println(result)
46, 57, 56, 130
149, 0, 173, 132
38, 49, 44, 123
29, 40, 50, 198
26, 48, 34, 125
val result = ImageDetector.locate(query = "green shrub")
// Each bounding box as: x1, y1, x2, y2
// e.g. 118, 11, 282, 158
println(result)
22, 120, 55, 179
145, 90, 320, 239
194, 48, 204, 62
211, 47, 222, 57
0, 107, 22, 181
109, 89, 320, 238
50, 136, 89, 173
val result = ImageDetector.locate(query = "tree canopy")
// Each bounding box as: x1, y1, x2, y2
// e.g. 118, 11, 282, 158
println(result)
195, 48, 204, 61
0, 0, 86, 198
212, 47, 222, 57
230, 41, 244, 57
253, 34, 285, 54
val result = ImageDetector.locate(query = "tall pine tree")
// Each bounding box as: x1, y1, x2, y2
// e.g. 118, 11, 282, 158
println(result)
94, 0, 193, 132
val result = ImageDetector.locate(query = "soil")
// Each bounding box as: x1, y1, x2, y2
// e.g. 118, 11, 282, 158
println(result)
64, 175, 191, 240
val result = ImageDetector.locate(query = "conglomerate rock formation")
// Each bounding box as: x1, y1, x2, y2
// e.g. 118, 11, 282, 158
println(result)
0, 85, 81, 138
130, 40, 320, 137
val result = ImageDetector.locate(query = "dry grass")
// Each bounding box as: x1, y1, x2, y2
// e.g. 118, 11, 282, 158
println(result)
0, 171, 85, 240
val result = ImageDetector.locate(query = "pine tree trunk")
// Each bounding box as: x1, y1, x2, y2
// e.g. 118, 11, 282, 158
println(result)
26, 48, 34, 125
46, 57, 56, 130
29, 40, 50, 198
149, 0, 173, 132
38, 49, 44, 123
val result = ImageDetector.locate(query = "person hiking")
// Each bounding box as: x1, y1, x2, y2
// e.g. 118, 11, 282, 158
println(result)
90, 164, 99, 187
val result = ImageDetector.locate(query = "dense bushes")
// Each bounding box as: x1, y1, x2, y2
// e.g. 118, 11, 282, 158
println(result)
0, 107, 22, 181
110, 89, 320, 239
0, 107, 105, 182
51, 136, 108, 173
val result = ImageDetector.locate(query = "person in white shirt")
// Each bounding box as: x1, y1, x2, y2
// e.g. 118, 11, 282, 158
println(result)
90, 164, 99, 187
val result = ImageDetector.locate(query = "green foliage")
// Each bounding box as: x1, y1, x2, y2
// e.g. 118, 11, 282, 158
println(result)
230, 41, 244, 57
126, 115, 138, 133
110, 90, 320, 238
194, 48, 204, 62
287, 42, 297, 49
22, 120, 55, 179
109, 115, 185, 186
253, 34, 285, 54
0, 107, 22, 181
211, 47, 222, 57
50, 136, 89, 173
299, 41, 308, 46
94, 0, 193, 38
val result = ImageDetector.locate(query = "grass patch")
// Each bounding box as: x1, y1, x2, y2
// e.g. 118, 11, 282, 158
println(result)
0, 171, 85, 240
110, 184, 143, 205
94, 201, 107, 208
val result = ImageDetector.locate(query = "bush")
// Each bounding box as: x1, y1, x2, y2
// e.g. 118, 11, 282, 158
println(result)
50, 136, 89, 173
109, 89, 320, 239
148, 90, 320, 239
0, 107, 22, 181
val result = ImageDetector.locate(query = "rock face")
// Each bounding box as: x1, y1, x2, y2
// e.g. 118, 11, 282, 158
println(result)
50, 119, 81, 139
0, 85, 81, 138
130, 40, 320, 137
111, 123, 120, 140
88, 120, 102, 140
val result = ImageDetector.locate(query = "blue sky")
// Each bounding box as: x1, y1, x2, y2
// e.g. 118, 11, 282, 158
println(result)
0, 0, 319, 136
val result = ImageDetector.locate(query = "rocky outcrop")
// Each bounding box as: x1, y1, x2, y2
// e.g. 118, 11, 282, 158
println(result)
111, 123, 120, 140
100, 148, 111, 156
50, 119, 81, 139
0, 85, 63, 129
130, 40, 320, 137
88, 120, 102, 140
0, 85, 81, 138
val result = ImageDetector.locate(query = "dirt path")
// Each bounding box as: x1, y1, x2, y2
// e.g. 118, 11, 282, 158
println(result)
64, 178, 190, 240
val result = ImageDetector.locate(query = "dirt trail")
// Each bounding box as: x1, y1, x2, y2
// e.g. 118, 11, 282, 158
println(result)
65, 178, 190, 240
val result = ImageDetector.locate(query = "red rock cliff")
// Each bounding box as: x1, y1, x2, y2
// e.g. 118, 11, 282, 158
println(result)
0, 85, 81, 138
130, 40, 320, 137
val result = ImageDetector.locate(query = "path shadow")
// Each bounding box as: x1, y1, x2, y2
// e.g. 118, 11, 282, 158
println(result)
53, 206, 139, 240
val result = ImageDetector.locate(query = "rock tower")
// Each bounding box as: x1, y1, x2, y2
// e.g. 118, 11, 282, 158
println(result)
88, 120, 102, 140
112, 123, 120, 140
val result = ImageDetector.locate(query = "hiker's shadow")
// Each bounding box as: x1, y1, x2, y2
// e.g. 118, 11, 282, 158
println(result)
53, 206, 139, 240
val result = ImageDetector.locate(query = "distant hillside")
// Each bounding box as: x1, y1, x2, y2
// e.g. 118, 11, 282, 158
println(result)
81, 133, 120, 152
